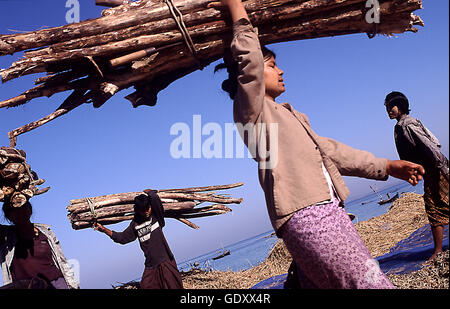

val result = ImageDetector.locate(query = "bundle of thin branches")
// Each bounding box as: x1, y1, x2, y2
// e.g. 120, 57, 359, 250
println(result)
0, 147, 50, 207
0, 0, 423, 146
67, 182, 243, 230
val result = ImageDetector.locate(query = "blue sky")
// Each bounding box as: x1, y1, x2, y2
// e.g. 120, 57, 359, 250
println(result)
0, 0, 448, 288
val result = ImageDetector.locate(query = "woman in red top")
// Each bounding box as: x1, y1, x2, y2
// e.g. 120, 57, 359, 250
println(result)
1, 201, 78, 289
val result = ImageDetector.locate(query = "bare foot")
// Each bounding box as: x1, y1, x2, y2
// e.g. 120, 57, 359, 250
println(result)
425, 249, 442, 264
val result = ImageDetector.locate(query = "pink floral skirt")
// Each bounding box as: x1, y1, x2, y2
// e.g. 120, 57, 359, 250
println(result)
280, 196, 395, 289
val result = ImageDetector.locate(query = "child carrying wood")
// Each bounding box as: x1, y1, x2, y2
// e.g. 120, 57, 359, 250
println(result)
210, 0, 425, 288
94, 190, 183, 289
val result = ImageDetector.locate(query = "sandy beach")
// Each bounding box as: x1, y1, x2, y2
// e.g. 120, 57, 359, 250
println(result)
180, 192, 448, 289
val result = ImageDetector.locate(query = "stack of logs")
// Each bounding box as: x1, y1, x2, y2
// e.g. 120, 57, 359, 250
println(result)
0, 0, 423, 146
0, 147, 50, 207
67, 182, 243, 230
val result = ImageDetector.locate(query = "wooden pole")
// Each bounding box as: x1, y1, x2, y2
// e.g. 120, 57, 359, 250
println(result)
0, 0, 423, 139
0, 0, 213, 56
8, 89, 88, 147
1, 0, 422, 83
66, 183, 243, 230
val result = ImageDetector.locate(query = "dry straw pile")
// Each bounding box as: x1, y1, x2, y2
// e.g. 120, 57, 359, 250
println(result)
181, 192, 448, 289
116, 192, 448, 289
354, 192, 429, 257
181, 239, 291, 289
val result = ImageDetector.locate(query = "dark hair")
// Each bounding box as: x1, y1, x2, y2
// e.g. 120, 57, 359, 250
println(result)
215, 46, 276, 100
2, 201, 32, 222
384, 91, 410, 115
133, 194, 150, 223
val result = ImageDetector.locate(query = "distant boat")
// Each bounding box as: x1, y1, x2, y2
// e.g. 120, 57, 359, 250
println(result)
378, 192, 399, 205
212, 249, 230, 260
369, 185, 399, 205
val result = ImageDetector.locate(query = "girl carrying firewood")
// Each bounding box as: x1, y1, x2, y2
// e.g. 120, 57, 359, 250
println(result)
94, 190, 183, 289
210, 0, 425, 288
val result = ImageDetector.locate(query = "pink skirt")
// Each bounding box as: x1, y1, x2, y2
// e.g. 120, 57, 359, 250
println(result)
280, 196, 395, 289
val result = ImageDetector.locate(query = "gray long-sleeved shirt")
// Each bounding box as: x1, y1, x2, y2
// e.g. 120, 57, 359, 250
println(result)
394, 114, 449, 180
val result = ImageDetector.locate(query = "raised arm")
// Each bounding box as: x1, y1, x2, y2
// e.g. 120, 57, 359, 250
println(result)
144, 189, 166, 228
317, 136, 424, 185
210, 0, 265, 124
208, 0, 249, 22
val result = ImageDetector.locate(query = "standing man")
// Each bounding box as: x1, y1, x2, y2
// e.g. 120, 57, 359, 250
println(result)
385, 91, 449, 261
94, 190, 183, 289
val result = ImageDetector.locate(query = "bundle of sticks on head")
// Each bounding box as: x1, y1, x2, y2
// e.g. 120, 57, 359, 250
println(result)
67, 182, 244, 230
0, 0, 423, 146
0, 147, 50, 207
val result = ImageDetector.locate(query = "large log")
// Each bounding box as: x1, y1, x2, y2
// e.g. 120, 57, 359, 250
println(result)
0, 0, 213, 56
1, 0, 307, 57
1, 0, 422, 83
0, 0, 423, 144
1, 3, 422, 107
8, 89, 90, 147
66, 182, 244, 230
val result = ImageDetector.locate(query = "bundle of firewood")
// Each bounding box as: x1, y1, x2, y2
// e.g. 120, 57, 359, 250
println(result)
0, 147, 50, 207
67, 182, 243, 230
0, 0, 423, 145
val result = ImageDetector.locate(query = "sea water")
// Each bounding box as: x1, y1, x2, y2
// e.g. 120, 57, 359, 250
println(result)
345, 181, 424, 223
178, 230, 279, 272
178, 181, 424, 273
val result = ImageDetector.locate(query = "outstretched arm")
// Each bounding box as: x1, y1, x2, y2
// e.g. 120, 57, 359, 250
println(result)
316, 135, 424, 186
94, 223, 113, 238
94, 222, 136, 244
209, 0, 265, 124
